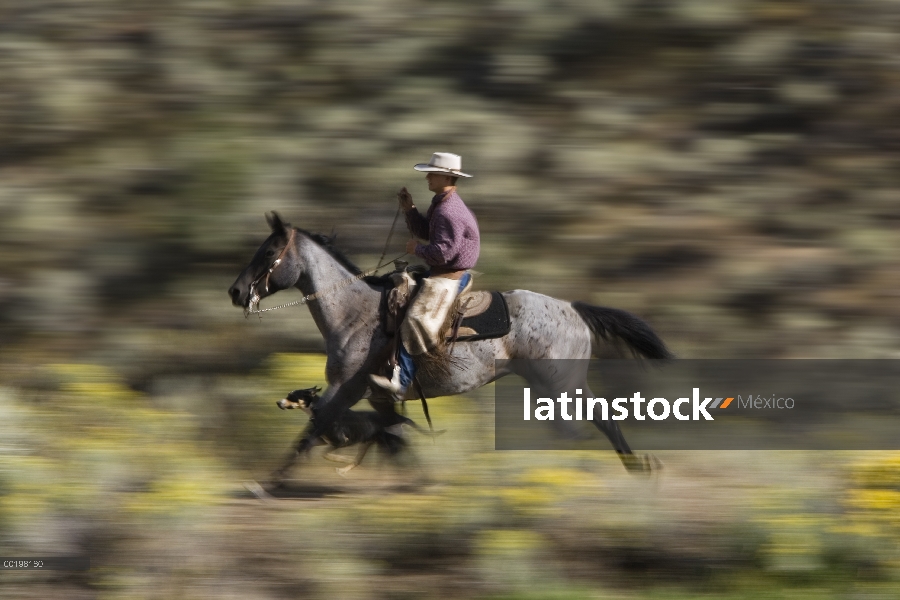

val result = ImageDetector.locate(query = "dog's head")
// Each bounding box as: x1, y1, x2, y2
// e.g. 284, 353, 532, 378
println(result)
276, 386, 322, 414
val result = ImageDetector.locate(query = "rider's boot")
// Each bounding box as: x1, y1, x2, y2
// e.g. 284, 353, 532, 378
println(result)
369, 365, 407, 400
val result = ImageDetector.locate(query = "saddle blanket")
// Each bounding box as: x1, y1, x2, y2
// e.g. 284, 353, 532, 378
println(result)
449, 291, 511, 342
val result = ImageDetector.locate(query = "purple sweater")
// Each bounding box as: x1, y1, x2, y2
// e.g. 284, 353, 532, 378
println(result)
405, 189, 480, 272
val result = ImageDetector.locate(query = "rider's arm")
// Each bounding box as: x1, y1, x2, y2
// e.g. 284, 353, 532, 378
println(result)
399, 186, 430, 240
414, 223, 452, 266
405, 206, 431, 241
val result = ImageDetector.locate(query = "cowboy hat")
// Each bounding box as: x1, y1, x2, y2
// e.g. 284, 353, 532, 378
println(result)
413, 152, 472, 177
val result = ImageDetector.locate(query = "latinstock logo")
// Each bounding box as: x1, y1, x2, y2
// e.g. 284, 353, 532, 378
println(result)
522, 387, 739, 422
522, 388, 796, 423
495, 359, 899, 451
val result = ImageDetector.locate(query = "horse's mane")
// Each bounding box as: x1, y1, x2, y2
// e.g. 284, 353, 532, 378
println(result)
294, 228, 364, 276
294, 227, 362, 275
290, 226, 397, 286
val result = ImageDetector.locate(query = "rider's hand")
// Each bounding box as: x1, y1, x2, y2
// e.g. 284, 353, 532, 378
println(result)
405, 238, 418, 255
398, 187, 414, 212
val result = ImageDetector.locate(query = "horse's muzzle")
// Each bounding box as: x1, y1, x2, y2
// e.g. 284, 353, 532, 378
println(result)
228, 285, 245, 307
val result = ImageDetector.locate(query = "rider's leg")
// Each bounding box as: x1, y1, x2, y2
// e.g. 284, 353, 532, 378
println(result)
400, 273, 468, 386
369, 342, 415, 397
397, 343, 416, 389
370, 273, 470, 398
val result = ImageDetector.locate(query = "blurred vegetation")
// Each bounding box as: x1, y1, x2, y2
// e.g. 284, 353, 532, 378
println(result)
2, 0, 900, 597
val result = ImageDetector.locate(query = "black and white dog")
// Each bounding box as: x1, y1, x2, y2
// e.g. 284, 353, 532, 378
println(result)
277, 386, 440, 475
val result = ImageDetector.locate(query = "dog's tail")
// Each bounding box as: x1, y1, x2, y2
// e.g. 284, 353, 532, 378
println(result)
572, 301, 673, 360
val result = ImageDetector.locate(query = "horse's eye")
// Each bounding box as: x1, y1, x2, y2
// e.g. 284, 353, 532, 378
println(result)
265, 250, 275, 257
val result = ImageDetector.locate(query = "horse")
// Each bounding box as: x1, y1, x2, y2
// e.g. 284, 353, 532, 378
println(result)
229, 212, 673, 483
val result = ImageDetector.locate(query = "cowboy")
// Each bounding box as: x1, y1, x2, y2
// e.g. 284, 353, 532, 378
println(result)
370, 152, 481, 398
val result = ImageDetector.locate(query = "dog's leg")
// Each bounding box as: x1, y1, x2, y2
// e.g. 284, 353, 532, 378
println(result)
323, 450, 355, 464
336, 441, 373, 476
268, 432, 323, 488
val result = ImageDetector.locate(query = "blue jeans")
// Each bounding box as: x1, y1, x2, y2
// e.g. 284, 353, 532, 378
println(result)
397, 272, 471, 389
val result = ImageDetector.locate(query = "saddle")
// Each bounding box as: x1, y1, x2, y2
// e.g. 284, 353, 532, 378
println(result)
378, 262, 510, 343
447, 290, 511, 342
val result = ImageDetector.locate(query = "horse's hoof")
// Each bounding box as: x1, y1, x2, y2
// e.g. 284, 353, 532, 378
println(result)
243, 480, 276, 502
265, 469, 292, 490
619, 453, 662, 476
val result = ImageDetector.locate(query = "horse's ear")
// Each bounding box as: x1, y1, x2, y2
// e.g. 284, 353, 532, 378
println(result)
266, 211, 287, 233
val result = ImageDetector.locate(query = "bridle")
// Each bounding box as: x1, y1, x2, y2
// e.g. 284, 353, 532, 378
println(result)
244, 209, 407, 318
246, 228, 298, 317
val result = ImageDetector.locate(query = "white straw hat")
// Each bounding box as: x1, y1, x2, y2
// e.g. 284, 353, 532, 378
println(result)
413, 152, 472, 177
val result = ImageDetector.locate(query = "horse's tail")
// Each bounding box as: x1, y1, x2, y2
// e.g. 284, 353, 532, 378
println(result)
571, 301, 674, 360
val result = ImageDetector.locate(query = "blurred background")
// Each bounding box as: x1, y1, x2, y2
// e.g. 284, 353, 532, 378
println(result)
1, 0, 899, 597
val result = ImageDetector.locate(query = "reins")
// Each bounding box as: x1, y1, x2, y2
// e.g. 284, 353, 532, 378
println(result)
244, 205, 406, 318
377, 204, 404, 274
244, 252, 408, 317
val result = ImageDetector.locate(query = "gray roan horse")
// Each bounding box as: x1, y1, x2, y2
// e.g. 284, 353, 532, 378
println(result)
229, 212, 673, 482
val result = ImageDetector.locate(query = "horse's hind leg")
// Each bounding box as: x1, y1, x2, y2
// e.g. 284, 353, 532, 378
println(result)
515, 360, 593, 440
513, 353, 640, 467
583, 383, 660, 476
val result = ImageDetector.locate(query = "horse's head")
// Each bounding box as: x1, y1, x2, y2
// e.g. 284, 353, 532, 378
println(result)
228, 212, 302, 311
